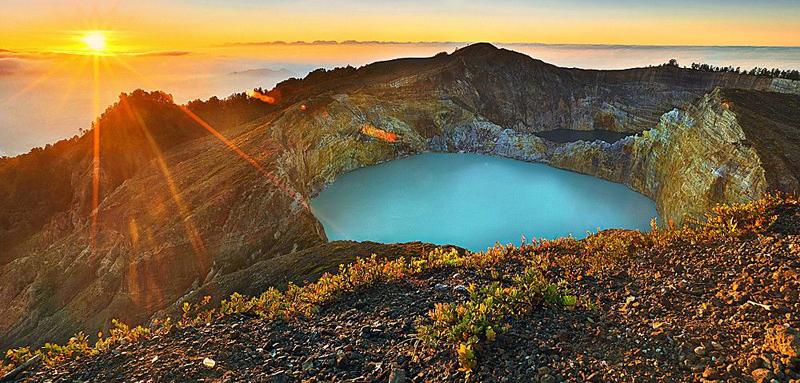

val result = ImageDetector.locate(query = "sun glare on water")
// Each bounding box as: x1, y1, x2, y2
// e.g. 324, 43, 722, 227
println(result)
81, 31, 107, 53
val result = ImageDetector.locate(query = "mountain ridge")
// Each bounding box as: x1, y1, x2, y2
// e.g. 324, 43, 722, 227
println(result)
0, 43, 798, 351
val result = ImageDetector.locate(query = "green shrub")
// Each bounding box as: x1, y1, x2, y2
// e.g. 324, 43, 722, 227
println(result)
417, 265, 575, 373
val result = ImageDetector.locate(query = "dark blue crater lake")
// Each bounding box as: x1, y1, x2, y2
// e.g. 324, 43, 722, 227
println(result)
310, 153, 658, 252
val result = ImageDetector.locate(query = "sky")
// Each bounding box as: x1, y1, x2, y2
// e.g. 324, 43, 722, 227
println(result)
2, 0, 800, 52
1, 0, 800, 156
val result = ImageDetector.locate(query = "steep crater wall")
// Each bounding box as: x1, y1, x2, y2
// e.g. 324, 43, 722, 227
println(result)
283, 88, 794, 227
272, 44, 799, 226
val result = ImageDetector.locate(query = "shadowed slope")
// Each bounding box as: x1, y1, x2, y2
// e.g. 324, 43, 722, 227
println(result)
722, 89, 800, 192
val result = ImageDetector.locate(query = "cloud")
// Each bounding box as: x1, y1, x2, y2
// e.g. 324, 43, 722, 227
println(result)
227, 68, 293, 77
0, 50, 62, 60
0, 49, 191, 76
131, 50, 192, 57
216, 40, 464, 47
0, 49, 24, 60
0, 59, 22, 76
0, 49, 192, 60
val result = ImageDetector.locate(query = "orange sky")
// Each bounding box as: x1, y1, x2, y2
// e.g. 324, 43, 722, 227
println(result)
2, 1, 799, 157
2, 0, 800, 55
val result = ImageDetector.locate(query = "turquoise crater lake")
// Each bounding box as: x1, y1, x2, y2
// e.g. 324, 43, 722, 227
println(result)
310, 153, 658, 252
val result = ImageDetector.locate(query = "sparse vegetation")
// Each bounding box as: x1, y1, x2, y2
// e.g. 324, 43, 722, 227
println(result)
659, 58, 800, 80
416, 266, 576, 373
2, 320, 153, 375
2, 194, 797, 379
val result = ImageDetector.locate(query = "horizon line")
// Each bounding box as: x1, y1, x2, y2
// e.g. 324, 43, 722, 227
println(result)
6, 40, 800, 55
215, 40, 800, 49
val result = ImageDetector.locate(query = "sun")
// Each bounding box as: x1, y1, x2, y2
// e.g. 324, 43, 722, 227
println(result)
81, 31, 107, 53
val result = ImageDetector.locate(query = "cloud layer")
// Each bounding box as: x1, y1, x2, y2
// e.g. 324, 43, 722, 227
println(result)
217, 40, 465, 47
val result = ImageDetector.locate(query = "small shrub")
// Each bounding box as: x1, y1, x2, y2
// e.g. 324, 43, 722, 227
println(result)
417, 265, 575, 373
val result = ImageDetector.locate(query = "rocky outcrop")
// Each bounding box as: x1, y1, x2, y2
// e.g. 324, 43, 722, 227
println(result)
547, 90, 770, 223
1, 43, 798, 349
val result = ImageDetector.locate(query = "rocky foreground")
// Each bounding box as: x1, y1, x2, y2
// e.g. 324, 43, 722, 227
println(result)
4, 195, 799, 382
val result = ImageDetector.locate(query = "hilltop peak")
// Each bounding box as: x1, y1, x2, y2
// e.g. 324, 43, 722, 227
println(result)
453, 42, 501, 56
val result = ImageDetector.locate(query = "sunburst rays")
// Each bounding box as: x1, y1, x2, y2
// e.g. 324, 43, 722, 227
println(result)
175, 105, 307, 209
12, 33, 309, 287
90, 55, 101, 251
108, 51, 308, 209
118, 96, 209, 264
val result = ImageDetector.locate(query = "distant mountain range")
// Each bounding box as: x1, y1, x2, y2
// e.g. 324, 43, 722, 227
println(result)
226, 68, 294, 78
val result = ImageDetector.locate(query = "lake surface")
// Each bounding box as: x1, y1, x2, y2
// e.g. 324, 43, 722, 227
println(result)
310, 153, 658, 252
